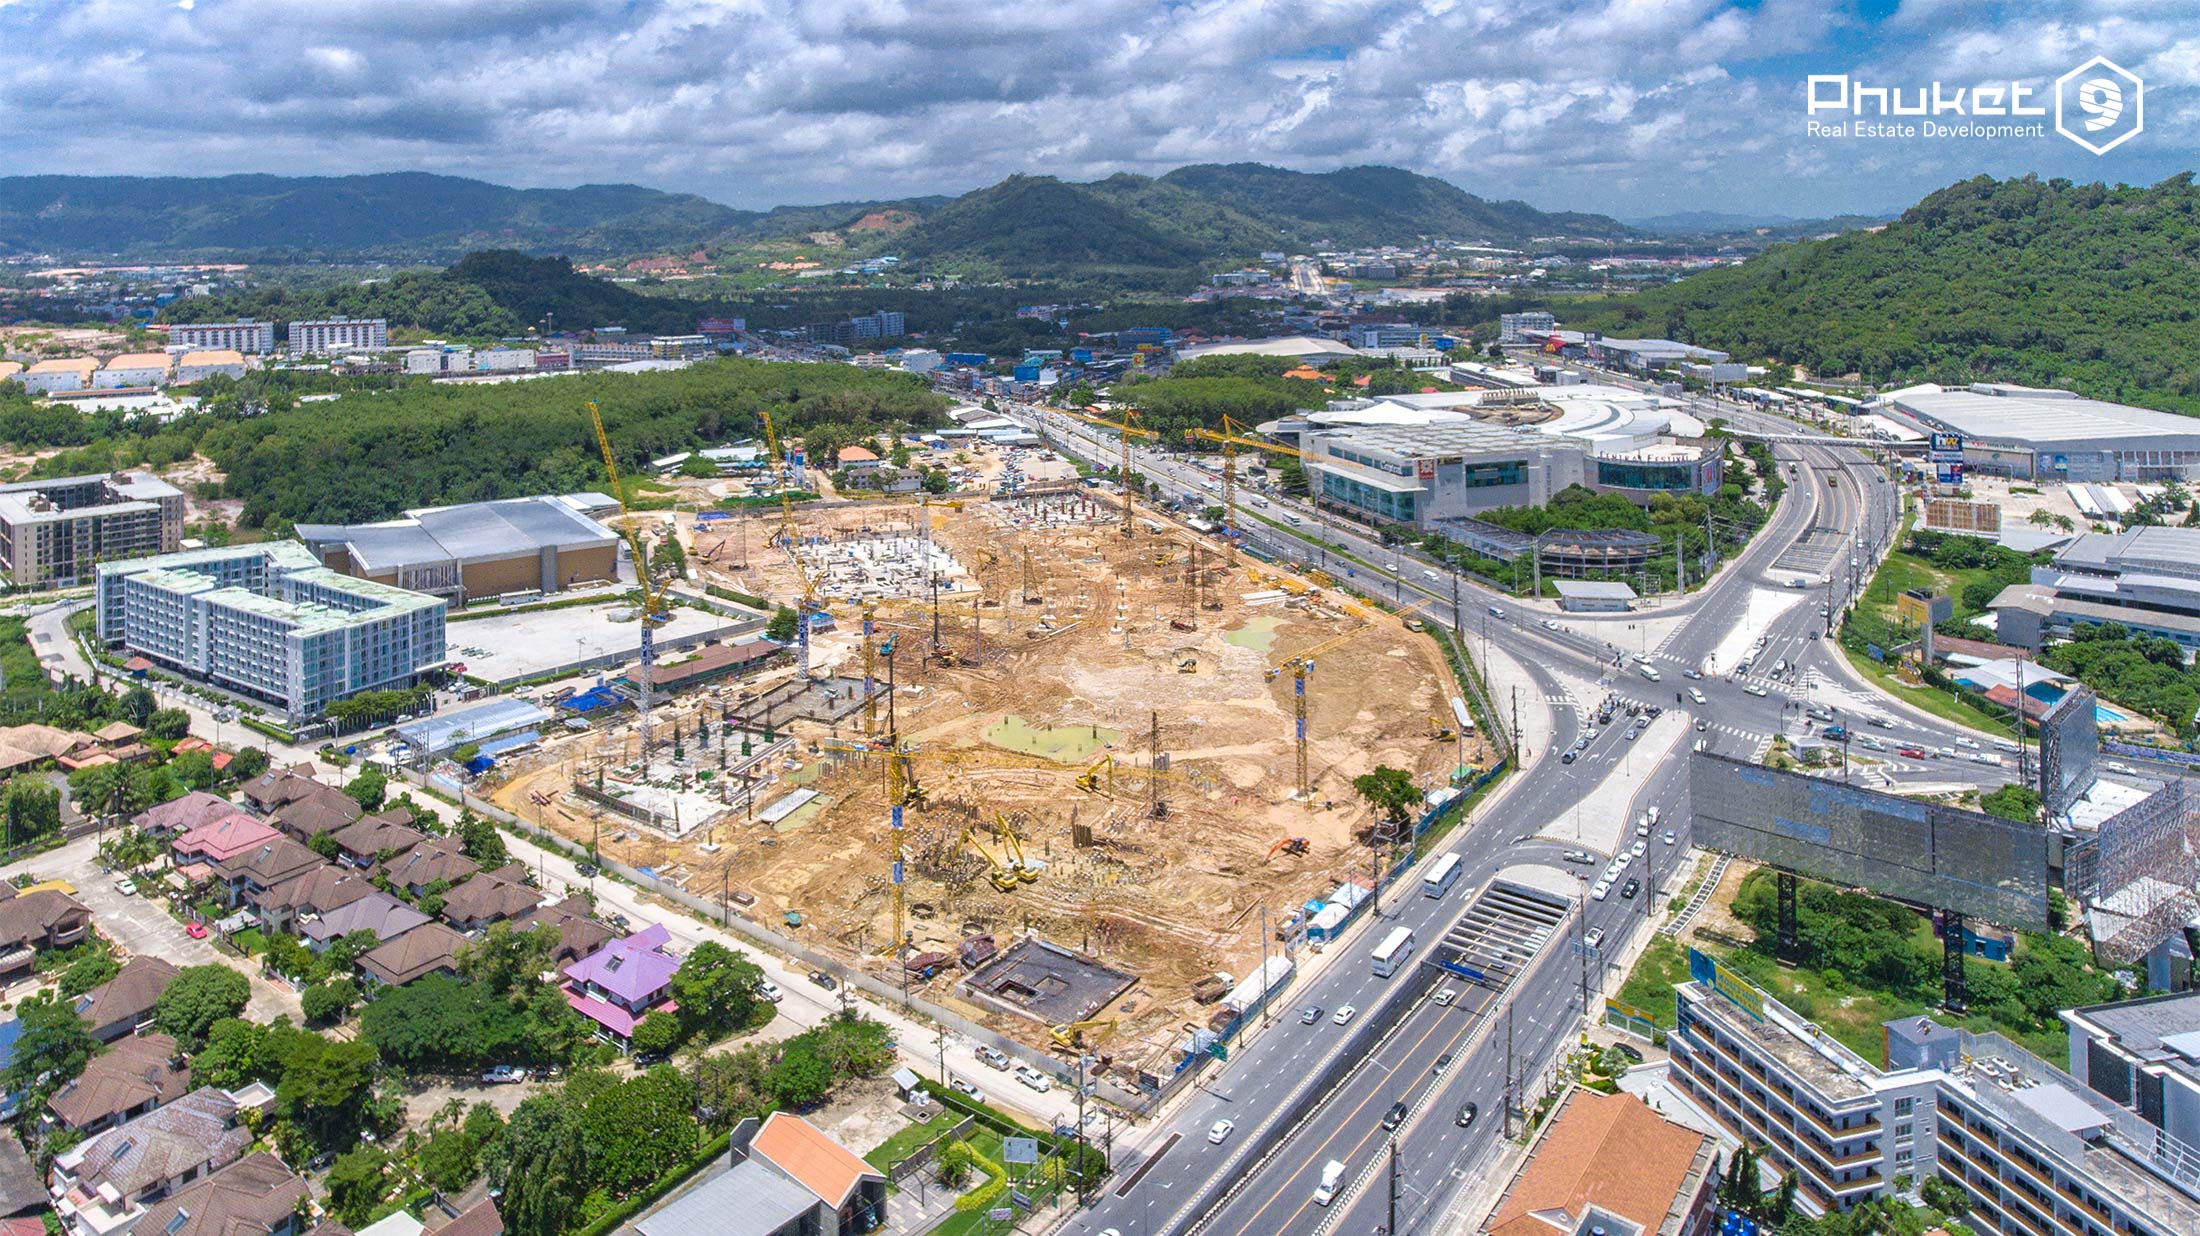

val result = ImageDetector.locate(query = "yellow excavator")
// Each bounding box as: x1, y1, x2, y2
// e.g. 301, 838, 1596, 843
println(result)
1050, 1018, 1118, 1050
961, 826, 1021, 893
993, 812, 1042, 884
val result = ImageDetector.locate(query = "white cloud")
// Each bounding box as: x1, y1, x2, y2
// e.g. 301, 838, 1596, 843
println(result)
0, 0, 2187, 220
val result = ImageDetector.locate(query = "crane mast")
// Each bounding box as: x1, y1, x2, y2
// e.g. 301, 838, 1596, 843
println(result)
758, 406, 823, 679
584, 400, 667, 760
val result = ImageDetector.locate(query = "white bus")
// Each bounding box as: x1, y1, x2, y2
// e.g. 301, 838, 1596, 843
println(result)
1371, 927, 1417, 977
1422, 853, 1464, 899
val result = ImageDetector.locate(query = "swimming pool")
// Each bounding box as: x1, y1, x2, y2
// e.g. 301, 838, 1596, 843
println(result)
2096, 702, 2131, 723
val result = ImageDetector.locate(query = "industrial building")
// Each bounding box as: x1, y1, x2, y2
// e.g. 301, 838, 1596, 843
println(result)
295, 495, 621, 605
167, 321, 274, 354
95, 542, 446, 723
96, 352, 173, 389
1990, 527, 2200, 657
286, 318, 388, 354
172, 350, 247, 384
1668, 959, 2200, 1230
1588, 337, 1730, 370
1884, 384, 2200, 482
18, 358, 96, 394
0, 472, 185, 587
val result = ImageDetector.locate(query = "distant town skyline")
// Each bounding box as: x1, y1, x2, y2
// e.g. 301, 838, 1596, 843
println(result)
1, 0, 2191, 223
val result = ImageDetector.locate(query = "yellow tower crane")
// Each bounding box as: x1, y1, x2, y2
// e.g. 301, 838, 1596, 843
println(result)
1184, 417, 1317, 565
1269, 599, 1430, 806
758, 405, 825, 679
583, 401, 671, 759
1062, 407, 1158, 538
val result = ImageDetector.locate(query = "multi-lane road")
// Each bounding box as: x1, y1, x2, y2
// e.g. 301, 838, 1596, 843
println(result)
1015, 382, 2020, 1234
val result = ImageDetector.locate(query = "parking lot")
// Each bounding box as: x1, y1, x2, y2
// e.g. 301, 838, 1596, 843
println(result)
452, 601, 755, 686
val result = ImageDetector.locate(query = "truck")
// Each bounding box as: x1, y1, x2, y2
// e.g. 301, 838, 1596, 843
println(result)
1314, 1160, 1347, 1206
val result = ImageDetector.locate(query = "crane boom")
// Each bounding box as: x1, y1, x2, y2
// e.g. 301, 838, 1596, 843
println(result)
585, 401, 667, 758
1061, 407, 1156, 537
758, 405, 824, 678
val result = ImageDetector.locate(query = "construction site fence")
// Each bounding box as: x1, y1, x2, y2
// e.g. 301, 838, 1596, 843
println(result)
438, 778, 1161, 1118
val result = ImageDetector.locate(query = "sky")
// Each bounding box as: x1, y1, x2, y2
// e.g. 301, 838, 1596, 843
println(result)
2, 0, 2195, 223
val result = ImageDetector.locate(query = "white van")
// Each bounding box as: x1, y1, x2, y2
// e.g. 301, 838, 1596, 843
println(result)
1250, 496, 1269, 508
1638, 664, 1662, 682
1314, 1160, 1347, 1206
1285, 513, 1304, 526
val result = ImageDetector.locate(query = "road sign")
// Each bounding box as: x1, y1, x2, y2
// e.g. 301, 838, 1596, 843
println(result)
989, 1208, 1013, 1222
1002, 1137, 1039, 1165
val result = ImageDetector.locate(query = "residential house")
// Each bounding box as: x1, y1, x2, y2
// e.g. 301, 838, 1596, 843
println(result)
268, 786, 362, 842
298, 893, 428, 953
436, 870, 540, 935
238, 767, 320, 814
170, 815, 281, 866
325, 812, 423, 869
510, 896, 615, 967
379, 836, 478, 899
74, 958, 178, 1043
121, 1152, 307, 1236
129, 792, 238, 838
435, 1198, 502, 1236
0, 1135, 39, 1220
357, 923, 465, 989
0, 888, 92, 976
165, 739, 230, 778
46, 1035, 189, 1136
50, 1088, 251, 1236
563, 923, 680, 1046
633, 1113, 886, 1236
211, 840, 323, 909
247, 865, 375, 936
1480, 1089, 1716, 1236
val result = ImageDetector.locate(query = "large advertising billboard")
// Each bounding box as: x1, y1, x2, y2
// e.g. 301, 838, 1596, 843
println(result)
1690, 752, 2050, 928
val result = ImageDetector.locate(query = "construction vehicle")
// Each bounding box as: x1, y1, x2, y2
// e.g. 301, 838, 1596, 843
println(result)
1062, 407, 1158, 538
583, 401, 671, 758
993, 812, 1042, 884
961, 827, 1022, 893
1266, 836, 1310, 861
1176, 653, 1198, 673
1050, 1018, 1119, 1050
1426, 716, 1456, 741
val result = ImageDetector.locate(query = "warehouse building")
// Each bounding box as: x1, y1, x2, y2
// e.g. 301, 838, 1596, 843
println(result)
0, 472, 185, 586
1884, 384, 2200, 482
96, 352, 174, 389
295, 495, 621, 605
172, 350, 248, 384
96, 543, 446, 723
18, 358, 96, 394
1990, 526, 2200, 657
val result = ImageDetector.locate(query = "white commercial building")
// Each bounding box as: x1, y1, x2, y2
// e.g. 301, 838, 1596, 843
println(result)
1884, 383, 2200, 483
96, 352, 175, 389
172, 350, 247, 384
96, 542, 446, 723
287, 318, 389, 354
1498, 311, 1557, 343
18, 358, 97, 394
168, 320, 275, 355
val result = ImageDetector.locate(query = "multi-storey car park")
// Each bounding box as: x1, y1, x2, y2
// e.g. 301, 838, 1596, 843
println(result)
96, 542, 446, 723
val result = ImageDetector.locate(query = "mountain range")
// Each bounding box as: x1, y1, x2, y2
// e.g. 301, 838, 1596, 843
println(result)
0, 165, 1635, 269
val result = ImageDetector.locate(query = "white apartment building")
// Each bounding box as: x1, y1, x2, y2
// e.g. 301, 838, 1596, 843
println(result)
0, 472, 185, 586
286, 318, 389, 354
167, 320, 275, 355
96, 542, 446, 723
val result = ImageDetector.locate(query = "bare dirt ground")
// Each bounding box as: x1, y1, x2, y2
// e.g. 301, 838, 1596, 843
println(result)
481, 493, 1483, 1071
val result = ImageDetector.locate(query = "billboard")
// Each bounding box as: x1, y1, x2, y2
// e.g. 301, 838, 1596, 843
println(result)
2037, 685, 2099, 817
1690, 752, 2050, 928
1929, 432, 1966, 484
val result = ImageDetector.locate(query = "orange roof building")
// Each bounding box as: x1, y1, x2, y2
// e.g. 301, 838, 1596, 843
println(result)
1482, 1089, 1716, 1236
749, 1112, 883, 1212
1283, 365, 1331, 382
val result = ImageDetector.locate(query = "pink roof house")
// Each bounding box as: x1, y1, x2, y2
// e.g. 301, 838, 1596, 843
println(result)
563, 923, 681, 1046
171, 814, 283, 865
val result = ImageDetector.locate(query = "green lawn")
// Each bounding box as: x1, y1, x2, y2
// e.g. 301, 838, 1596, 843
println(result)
1614, 936, 1691, 1030
1837, 643, 2012, 734
863, 1107, 963, 1172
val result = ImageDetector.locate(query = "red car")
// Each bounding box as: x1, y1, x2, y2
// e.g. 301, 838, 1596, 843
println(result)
185, 922, 209, 940
1898, 746, 1926, 759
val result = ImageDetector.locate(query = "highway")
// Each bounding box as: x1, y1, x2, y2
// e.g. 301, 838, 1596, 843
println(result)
1015, 379, 2023, 1234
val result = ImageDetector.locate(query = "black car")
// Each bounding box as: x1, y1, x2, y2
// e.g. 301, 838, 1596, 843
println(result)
808, 970, 838, 990
1455, 1102, 1478, 1128
1382, 1101, 1408, 1131
575, 862, 600, 878
1621, 878, 1641, 900
1615, 1043, 1644, 1063
1433, 1053, 1453, 1075
1561, 750, 1577, 764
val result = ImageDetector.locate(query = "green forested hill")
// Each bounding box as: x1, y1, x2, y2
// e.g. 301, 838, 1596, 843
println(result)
1565, 174, 2200, 413
0, 173, 748, 260
1157, 163, 1636, 247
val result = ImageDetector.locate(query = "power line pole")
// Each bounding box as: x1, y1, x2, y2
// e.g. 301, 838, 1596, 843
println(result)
1388, 1137, 1400, 1236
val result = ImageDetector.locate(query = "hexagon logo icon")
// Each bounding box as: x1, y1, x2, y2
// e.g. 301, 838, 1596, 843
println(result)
2056, 55, 2143, 154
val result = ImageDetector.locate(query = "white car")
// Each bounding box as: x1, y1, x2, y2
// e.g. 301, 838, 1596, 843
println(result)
1647, 807, 1660, 826
1955, 736, 1980, 749
1014, 1066, 1053, 1093
1744, 683, 1769, 697
1332, 1005, 1358, 1026
1631, 841, 1648, 858
1208, 1118, 1236, 1144
112, 876, 137, 896
950, 1077, 985, 1103
1592, 881, 1611, 901
1663, 830, 1677, 846
757, 979, 783, 1003
1432, 986, 1458, 1006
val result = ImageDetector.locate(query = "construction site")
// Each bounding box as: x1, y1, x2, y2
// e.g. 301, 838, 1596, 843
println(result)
480, 479, 1487, 1076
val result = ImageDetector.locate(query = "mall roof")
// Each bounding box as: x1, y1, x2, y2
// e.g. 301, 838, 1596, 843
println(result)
1889, 383, 2200, 448
296, 494, 617, 572
1173, 336, 1362, 362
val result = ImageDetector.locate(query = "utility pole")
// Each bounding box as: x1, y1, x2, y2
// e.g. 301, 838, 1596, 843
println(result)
1504, 1003, 1517, 1137
1388, 1138, 1400, 1236
1259, 904, 1272, 1027
1450, 571, 1462, 636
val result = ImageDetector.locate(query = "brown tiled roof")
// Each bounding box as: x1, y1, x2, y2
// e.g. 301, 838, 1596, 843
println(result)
359, 922, 467, 987
0, 887, 90, 949
327, 814, 425, 863
128, 1151, 305, 1236
252, 865, 376, 918
1485, 1090, 1709, 1236
62, 1086, 247, 1203
381, 836, 479, 891
212, 838, 324, 888
93, 721, 143, 743
435, 1198, 503, 1236
239, 767, 320, 812
436, 872, 540, 928
269, 786, 363, 839
511, 896, 615, 966
74, 956, 178, 1033
47, 1034, 189, 1131
0, 1135, 38, 1217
